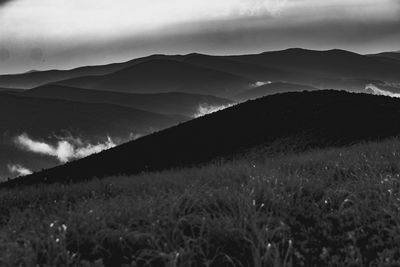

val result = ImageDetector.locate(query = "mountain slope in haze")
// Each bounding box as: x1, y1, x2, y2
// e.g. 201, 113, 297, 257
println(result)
0, 93, 184, 138
227, 49, 400, 91
0, 54, 172, 89
180, 53, 294, 82
234, 82, 318, 101
230, 48, 400, 81
0, 61, 125, 89
3, 48, 400, 93
55, 59, 253, 97
19, 85, 234, 117
0, 93, 185, 179
368, 51, 400, 61
8, 90, 400, 187
367, 52, 400, 65
0, 88, 25, 93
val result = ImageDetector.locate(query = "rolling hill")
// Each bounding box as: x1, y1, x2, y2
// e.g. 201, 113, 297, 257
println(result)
17, 85, 234, 117
6, 90, 400, 186
55, 59, 253, 97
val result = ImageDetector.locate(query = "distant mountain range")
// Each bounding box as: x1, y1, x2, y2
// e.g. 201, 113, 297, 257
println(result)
6, 90, 400, 187
2, 48, 400, 94
367, 51, 400, 65
0, 54, 171, 89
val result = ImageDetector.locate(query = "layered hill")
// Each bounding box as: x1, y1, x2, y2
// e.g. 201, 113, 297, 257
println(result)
6, 90, 400, 186
179, 53, 294, 82
368, 51, 400, 64
230, 49, 400, 82
0, 92, 184, 138
55, 59, 252, 97
3, 49, 400, 94
0, 55, 171, 89
18, 85, 234, 117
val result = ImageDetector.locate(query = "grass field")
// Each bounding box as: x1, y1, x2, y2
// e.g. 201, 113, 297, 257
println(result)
2, 138, 400, 266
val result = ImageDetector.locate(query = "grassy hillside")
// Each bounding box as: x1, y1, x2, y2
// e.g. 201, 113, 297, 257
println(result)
1, 138, 400, 266
7, 90, 400, 187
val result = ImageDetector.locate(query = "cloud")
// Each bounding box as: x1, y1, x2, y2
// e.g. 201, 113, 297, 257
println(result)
365, 83, 400, 98
194, 103, 235, 118
8, 164, 33, 176
15, 133, 116, 163
250, 81, 272, 88
129, 132, 144, 141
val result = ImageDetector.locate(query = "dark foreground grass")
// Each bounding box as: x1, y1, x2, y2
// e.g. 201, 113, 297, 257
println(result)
2, 139, 400, 266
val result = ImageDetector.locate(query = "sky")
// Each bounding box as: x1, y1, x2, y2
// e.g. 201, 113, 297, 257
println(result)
0, 0, 399, 74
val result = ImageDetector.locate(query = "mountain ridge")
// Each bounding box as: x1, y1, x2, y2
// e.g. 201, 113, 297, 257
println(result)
2, 48, 400, 92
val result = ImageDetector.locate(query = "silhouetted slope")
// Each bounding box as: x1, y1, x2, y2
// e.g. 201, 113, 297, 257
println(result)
234, 82, 318, 101
21, 85, 234, 117
7, 90, 400, 187
56, 59, 252, 97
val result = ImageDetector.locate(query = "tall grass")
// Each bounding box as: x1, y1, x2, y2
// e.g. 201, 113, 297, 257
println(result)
2, 139, 400, 266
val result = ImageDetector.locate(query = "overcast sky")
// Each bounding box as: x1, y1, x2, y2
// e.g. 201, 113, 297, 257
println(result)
0, 0, 399, 74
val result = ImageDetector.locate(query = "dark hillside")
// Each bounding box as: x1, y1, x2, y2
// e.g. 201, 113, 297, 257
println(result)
6, 90, 400, 186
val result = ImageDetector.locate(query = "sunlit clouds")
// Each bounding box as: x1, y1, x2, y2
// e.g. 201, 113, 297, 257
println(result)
194, 103, 235, 118
15, 133, 116, 163
0, 0, 289, 39
7, 164, 32, 176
